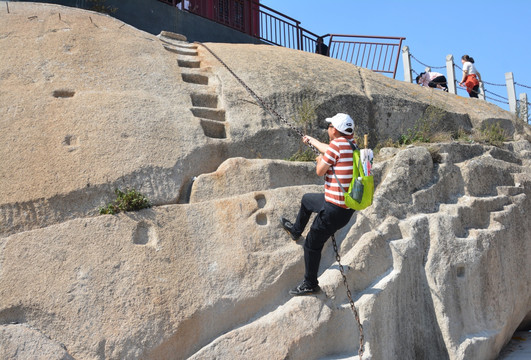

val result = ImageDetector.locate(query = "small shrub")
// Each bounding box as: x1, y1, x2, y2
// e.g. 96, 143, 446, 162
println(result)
88, 0, 117, 14
429, 131, 453, 143
374, 138, 400, 154
99, 188, 151, 215
474, 123, 507, 148
453, 128, 473, 143
399, 127, 430, 145
294, 100, 318, 130
399, 105, 448, 145
287, 149, 317, 162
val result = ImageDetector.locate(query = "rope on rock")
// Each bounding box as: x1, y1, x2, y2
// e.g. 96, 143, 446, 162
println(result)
196, 41, 365, 358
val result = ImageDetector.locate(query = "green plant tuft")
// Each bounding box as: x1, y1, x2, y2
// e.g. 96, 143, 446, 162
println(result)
286, 149, 316, 162
373, 138, 400, 154
99, 188, 151, 215
399, 105, 449, 145
477, 123, 507, 147
88, 0, 117, 14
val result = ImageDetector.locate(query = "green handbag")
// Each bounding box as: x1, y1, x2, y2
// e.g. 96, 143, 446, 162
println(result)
331, 140, 374, 211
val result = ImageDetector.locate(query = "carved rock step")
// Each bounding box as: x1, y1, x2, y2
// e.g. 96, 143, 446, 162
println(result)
200, 119, 227, 139
190, 93, 219, 108
158, 36, 195, 47
163, 44, 198, 57
191, 107, 225, 122
442, 195, 511, 238
159, 30, 187, 41
496, 185, 525, 196
177, 59, 201, 68
181, 72, 209, 85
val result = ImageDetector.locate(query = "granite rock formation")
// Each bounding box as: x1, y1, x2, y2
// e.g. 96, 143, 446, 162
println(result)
1, 3, 530, 360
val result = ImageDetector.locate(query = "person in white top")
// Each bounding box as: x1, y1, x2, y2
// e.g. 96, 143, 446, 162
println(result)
459, 55, 482, 98
416, 71, 448, 91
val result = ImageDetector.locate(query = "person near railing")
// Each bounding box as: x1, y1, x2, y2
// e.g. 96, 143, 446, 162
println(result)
315, 37, 330, 56
416, 71, 449, 92
459, 55, 482, 98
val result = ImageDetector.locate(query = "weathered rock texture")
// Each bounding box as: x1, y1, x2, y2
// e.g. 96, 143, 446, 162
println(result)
1, 3, 530, 360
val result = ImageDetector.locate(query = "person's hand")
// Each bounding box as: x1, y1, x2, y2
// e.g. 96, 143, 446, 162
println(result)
459, 81, 464, 87
302, 135, 315, 146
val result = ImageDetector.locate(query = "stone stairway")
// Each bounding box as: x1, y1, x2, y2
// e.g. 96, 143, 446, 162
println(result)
158, 31, 227, 139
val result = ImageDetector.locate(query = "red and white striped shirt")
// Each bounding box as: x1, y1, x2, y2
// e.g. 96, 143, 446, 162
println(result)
322, 137, 355, 208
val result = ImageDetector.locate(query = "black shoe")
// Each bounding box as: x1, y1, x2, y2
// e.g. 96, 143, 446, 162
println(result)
443, 87, 448, 92
289, 281, 321, 296
280, 217, 301, 241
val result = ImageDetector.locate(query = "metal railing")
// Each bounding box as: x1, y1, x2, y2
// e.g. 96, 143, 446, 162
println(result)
161, 0, 405, 78
327, 35, 405, 78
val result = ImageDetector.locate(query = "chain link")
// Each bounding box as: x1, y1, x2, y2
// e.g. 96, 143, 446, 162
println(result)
197, 41, 365, 358
485, 95, 509, 105
332, 234, 364, 358
410, 53, 446, 69
482, 80, 506, 87
484, 89, 509, 101
516, 82, 531, 90
198, 42, 320, 155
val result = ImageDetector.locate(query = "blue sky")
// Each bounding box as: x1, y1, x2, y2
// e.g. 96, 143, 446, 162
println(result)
262, 0, 531, 113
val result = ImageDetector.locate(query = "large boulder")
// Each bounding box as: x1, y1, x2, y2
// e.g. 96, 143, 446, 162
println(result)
1, 3, 530, 360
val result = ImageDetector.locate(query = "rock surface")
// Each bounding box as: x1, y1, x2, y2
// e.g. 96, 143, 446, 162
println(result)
1, 3, 530, 360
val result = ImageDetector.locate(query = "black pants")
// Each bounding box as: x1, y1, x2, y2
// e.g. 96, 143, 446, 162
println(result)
428, 75, 448, 89
292, 193, 354, 287
469, 85, 480, 98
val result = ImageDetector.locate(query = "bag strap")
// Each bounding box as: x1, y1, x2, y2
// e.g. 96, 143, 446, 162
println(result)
331, 139, 361, 194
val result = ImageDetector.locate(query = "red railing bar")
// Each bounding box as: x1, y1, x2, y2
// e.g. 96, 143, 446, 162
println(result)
332, 40, 399, 47
361, 44, 367, 67
340, 42, 346, 60
355, 43, 361, 64
388, 46, 396, 73
383, 45, 390, 70
375, 46, 380, 70
328, 34, 406, 41
349, 43, 356, 63
392, 37, 404, 78
366, 44, 372, 68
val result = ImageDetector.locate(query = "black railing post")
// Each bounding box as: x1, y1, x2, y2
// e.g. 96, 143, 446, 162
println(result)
296, 21, 301, 51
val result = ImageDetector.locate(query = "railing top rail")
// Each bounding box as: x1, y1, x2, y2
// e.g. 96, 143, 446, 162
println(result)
300, 27, 320, 39
253, 1, 301, 25
332, 40, 401, 47
328, 34, 406, 41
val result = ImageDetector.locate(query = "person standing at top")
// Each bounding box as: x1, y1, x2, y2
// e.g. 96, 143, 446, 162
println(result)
459, 55, 482, 98
315, 37, 329, 56
281, 113, 356, 296
416, 71, 448, 91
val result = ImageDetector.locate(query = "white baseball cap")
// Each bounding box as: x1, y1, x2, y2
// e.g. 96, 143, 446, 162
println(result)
325, 113, 354, 135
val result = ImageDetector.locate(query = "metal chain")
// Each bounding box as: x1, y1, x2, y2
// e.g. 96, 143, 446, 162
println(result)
485, 95, 509, 105
410, 53, 446, 69
481, 80, 506, 87
197, 41, 365, 359
332, 234, 364, 358
197, 42, 320, 155
484, 89, 509, 101
516, 82, 531, 90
